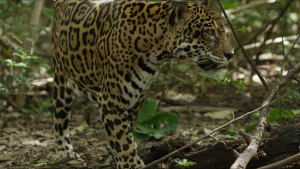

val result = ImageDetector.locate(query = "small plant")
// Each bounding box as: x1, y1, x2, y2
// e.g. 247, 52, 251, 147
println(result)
133, 99, 179, 141
21, 97, 52, 117
2, 51, 39, 92
174, 158, 197, 167
222, 75, 254, 90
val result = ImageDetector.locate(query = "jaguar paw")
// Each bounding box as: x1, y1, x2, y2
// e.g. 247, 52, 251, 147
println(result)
53, 150, 80, 160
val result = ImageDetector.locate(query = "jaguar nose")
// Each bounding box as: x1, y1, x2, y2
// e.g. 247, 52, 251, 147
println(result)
224, 53, 234, 60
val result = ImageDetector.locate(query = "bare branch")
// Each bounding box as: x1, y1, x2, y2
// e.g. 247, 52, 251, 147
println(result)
284, 97, 300, 106
238, 131, 253, 145
258, 153, 300, 169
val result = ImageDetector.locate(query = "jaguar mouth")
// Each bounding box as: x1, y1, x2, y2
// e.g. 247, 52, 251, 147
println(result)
197, 61, 224, 71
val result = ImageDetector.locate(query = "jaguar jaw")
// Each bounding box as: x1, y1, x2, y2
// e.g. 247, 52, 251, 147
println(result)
197, 60, 227, 72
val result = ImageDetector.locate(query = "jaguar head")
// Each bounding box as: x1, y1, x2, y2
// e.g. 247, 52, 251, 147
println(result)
168, 2, 234, 73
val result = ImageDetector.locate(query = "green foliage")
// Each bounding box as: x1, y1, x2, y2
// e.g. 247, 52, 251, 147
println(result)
29, 161, 48, 167
290, 91, 300, 101
222, 2, 237, 9
174, 158, 197, 167
245, 123, 257, 133
133, 99, 179, 141
221, 126, 238, 136
2, 51, 39, 92
267, 108, 297, 122
0, 0, 53, 113
21, 97, 52, 117
42, 7, 54, 19
198, 72, 254, 90
251, 105, 300, 122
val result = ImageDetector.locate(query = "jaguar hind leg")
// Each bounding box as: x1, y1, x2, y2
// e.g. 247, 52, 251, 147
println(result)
52, 73, 79, 159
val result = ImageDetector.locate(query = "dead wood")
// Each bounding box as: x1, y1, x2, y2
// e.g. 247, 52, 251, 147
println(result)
231, 62, 300, 169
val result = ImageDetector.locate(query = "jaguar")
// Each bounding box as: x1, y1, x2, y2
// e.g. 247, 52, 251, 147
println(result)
52, 0, 234, 168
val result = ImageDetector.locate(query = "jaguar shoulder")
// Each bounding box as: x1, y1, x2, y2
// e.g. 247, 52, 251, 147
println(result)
52, 0, 233, 168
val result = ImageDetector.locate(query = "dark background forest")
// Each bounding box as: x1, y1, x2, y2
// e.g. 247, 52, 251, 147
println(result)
0, 0, 299, 168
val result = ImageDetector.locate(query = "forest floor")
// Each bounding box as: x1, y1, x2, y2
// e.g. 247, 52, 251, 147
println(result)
0, 80, 299, 169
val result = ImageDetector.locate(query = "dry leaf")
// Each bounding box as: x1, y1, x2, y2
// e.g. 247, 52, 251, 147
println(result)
203, 110, 233, 120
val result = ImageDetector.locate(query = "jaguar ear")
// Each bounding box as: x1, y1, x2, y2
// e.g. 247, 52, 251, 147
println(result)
201, 0, 208, 6
169, 3, 190, 27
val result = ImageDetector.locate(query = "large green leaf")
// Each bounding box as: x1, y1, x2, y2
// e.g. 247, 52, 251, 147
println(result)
267, 108, 294, 121
135, 99, 157, 123
141, 112, 179, 132
132, 131, 150, 141
134, 112, 179, 140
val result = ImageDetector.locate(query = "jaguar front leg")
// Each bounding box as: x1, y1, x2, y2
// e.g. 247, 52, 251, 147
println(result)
99, 102, 145, 169
127, 95, 147, 131
52, 73, 79, 159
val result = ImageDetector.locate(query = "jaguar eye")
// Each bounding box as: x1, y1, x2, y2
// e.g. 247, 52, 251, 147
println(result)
205, 29, 217, 41
206, 29, 214, 35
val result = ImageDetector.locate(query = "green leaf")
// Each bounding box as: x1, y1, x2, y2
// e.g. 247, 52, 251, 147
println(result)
245, 123, 256, 133
13, 52, 26, 60
134, 112, 179, 140
174, 158, 196, 167
132, 131, 150, 141
14, 62, 28, 68
5, 75, 13, 88
222, 2, 237, 9
291, 91, 300, 100
22, 108, 33, 114
136, 99, 157, 123
142, 112, 179, 132
292, 109, 300, 115
42, 7, 54, 19
267, 108, 294, 121
267, 109, 280, 121
221, 131, 238, 136
24, 78, 32, 89
3, 59, 13, 66
250, 112, 259, 118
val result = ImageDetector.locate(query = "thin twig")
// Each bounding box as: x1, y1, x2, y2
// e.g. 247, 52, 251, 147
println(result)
293, 77, 300, 83
278, 100, 296, 116
209, 103, 235, 119
286, 35, 300, 68
284, 97, 300, 106
258, 153, 300, 169
216, 0, 270, 91
287, 35, 300, 58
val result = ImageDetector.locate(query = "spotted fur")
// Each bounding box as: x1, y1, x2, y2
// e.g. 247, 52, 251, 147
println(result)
52, 0, 233, 168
